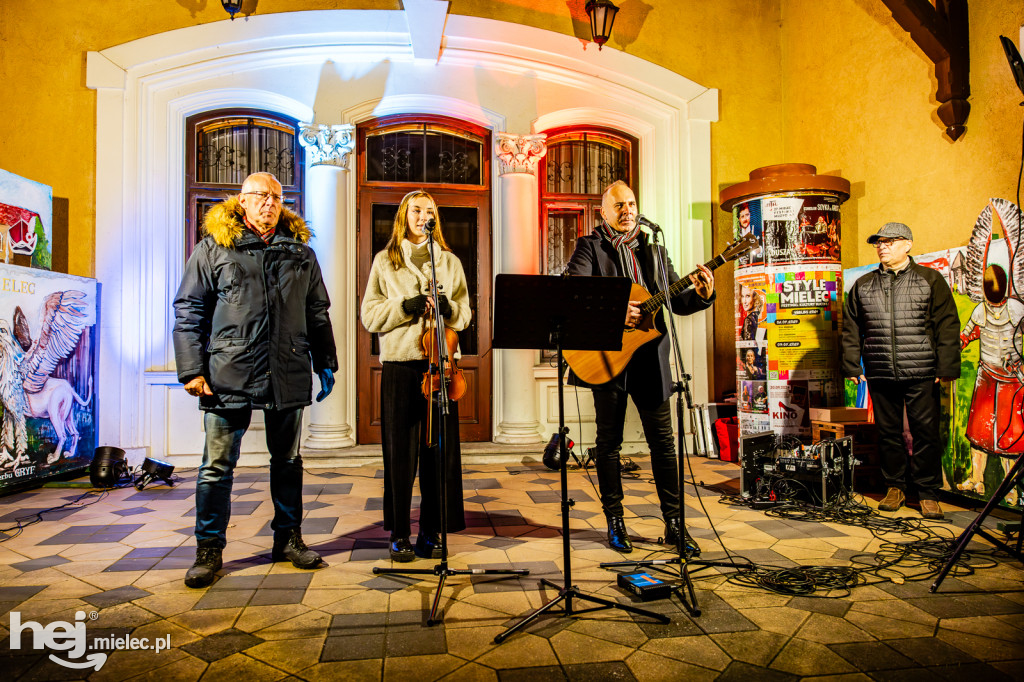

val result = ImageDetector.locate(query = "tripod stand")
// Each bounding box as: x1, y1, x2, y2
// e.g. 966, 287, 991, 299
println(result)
599, 228, 748, 616
372, 223, 527, 625
931, 450, 1024, 592
490, 275, 669, 644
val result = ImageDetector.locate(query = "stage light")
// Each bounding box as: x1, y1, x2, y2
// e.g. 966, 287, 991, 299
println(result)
134, 458, 175, 491
585, 0, 619, 51
542, 432, 575, 471
90, 447, 128, 488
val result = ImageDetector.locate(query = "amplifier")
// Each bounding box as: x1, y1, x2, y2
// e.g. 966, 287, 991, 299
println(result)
739, 431, 776, 497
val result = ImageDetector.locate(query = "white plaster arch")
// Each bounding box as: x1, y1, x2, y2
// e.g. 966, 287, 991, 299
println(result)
87, 9, 718, 458
342, 94, 505, 131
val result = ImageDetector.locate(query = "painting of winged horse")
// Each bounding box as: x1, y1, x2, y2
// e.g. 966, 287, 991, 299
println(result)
0, 289, 92, 469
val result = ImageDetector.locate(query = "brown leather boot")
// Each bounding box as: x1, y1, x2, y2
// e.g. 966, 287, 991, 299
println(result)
920, 499, 944, 520
878, 487, 906, 512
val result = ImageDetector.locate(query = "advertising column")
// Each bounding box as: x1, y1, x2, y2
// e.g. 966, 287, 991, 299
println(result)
720, 164, 850, 440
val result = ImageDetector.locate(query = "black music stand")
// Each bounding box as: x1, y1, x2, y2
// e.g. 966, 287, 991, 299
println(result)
491, 274, 670, 643
931, 451, 1024, 592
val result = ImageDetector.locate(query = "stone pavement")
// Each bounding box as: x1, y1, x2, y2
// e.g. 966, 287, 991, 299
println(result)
1, 455, 1022, 680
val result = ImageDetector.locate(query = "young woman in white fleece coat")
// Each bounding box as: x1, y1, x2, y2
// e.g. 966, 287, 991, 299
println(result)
360, 190, 472, 563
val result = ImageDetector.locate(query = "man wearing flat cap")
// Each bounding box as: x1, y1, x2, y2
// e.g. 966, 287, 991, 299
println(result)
842, 222, 961, 519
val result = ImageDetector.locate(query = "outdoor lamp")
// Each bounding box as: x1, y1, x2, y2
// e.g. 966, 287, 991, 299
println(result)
585, 0, 619, 50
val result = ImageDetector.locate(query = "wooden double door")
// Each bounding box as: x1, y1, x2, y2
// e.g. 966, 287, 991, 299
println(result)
355, 190, 492, 443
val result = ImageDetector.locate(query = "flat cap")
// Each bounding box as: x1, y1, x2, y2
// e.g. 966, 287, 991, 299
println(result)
866, 222, 913, 244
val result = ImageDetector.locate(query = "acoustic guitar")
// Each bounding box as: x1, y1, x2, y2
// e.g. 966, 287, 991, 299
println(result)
563, 234, 759, 384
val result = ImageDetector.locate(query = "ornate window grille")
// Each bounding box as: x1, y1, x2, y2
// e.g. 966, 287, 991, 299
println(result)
364, 122, 484, 186
185, 109, 305, 255
539, 127, 637, 276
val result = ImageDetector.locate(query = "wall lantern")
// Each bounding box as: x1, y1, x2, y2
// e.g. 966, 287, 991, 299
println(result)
222, 0, 243, 20
585, 0, 619, 51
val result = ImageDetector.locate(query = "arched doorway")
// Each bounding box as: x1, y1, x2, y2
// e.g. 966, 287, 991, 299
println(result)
355, 115, 493, 444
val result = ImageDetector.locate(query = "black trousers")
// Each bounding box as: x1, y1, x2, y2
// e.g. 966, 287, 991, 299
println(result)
592, 388, 679, 520
380, 360, 465, 537
867, 378, 943, 499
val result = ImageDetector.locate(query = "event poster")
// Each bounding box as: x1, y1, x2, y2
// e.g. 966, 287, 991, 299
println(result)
0, 264, 98, 490
735, 193, 844, 438
763, 195, 842, 265
844, 198, 1023, 509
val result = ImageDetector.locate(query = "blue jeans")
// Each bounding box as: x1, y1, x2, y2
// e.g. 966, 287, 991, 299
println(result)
194, 407, 304, 548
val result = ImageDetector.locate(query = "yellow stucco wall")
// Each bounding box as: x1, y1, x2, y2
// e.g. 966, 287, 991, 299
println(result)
780, 0, 1024, 266
0, 1, 1020, 399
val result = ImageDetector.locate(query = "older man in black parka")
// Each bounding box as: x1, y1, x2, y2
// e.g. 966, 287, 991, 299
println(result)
173, 172, 338, 587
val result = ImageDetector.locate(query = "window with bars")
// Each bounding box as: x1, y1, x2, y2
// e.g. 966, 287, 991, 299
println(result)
184, 109, 305, 255
538, 127, 637, 276
363, 122, 484, 186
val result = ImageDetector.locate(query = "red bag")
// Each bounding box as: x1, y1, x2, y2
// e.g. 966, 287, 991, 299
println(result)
713, 417, 739, 462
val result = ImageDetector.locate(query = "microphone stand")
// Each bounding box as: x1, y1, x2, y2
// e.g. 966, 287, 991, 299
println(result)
600, 222, 748, 616
373, 221, 527, 625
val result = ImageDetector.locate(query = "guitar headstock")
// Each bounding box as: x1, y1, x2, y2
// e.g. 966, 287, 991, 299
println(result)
721, 233, 760, 262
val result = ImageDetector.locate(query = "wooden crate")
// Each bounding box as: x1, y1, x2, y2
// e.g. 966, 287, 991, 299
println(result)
812, 420, 883, 492
812, 420, 878, 448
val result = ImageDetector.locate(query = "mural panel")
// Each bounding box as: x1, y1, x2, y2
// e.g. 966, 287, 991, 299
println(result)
0, 264, 98, 490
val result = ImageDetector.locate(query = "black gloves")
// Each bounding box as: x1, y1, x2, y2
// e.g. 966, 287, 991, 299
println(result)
402, 294, 453, 318
437, 295, 452, 318
402, 295, 428, 316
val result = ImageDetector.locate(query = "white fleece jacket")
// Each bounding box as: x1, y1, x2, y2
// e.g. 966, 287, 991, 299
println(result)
360, 240, 472, 363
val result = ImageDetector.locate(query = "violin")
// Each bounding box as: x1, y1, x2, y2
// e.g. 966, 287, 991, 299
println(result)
420, 281, 467, 403
420, 324, 467, 402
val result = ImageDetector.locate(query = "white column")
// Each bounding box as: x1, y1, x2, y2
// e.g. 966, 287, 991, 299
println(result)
493, 133, 547, 444
299, 124, 356, 453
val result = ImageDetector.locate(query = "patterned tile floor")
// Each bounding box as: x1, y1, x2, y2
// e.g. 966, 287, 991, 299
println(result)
1, 455, 1023, 681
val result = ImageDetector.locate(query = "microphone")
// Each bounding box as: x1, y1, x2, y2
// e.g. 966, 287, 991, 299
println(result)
636, 215, 661, 232
542, 432, 575, 470
424, 218, 436, 233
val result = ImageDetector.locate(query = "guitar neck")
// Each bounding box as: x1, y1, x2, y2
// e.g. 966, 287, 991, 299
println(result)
640, 252, 728, 315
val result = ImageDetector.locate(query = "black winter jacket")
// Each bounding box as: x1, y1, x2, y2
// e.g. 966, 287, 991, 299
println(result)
841, 259, 960, 381
565, 228, 715, 407
173, 198, 338, 410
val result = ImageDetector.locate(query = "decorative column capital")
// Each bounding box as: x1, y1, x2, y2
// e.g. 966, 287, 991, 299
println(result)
496, 132, 547, 176
299, 123, 356, 169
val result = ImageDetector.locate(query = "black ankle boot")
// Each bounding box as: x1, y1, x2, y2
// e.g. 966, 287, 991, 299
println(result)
414, 532, 442, 559
272, 528, 324, 569
184, 541, 222, 588
389, 535, 415, 562
607, 516, 632, 553
664, 517, 701, 559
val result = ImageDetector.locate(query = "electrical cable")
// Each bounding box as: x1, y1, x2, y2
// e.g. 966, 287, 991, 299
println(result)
708, 468, 1012, 596
0, 487, 112, 542
659, 432, 1017, 596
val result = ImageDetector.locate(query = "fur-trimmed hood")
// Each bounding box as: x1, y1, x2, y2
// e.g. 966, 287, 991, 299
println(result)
202, 196, 311, 247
